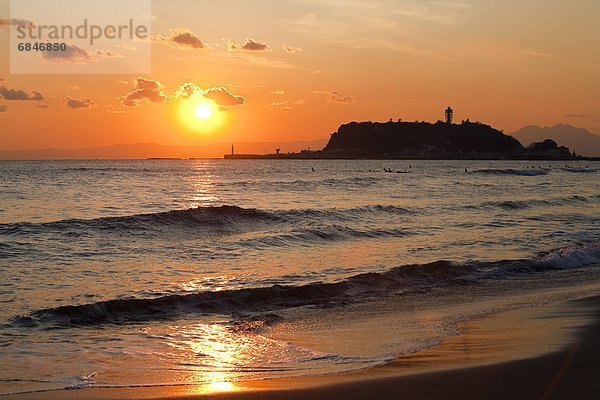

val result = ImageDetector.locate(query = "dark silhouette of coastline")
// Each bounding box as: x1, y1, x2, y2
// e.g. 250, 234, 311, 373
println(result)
226, 119, 585, 160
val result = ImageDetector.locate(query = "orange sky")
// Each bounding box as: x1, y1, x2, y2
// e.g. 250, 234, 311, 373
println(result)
1, 0, 599, 151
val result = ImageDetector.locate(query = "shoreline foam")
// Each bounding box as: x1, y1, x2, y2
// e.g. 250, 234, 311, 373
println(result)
5, 293, 599, 400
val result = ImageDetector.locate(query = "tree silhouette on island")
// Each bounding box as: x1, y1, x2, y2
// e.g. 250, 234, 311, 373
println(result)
321, 118, 575, 160
227, 108, 580, 160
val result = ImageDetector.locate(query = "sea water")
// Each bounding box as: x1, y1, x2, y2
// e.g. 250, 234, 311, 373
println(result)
1, 159, 599, 395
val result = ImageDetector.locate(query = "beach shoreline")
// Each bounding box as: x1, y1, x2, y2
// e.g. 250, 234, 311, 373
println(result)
6, 293, 599, 400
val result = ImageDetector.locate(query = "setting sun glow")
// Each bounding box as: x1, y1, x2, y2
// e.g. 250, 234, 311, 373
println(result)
195, 103, 213, 120
177, 95, 224, 133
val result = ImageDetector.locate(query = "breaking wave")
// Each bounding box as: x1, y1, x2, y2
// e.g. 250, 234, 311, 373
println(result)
13, 242, 600, 327
562, 167, 598, 173
473, 194, 600, 211
471, 168, 549, 176
0, 204, 415, 237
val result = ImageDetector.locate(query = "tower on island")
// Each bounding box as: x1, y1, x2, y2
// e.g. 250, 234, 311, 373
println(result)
445, 106, 453, 124
231, 144, 234, 155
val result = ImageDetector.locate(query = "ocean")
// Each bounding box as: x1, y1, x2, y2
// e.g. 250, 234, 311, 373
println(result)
1, 159, 600, 396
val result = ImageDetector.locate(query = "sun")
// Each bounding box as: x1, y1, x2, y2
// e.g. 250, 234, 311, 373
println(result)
195, 103, 213, 120
177, 94, 225, 133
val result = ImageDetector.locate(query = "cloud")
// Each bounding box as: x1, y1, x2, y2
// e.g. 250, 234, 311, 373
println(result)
64, 97, 96, 109
270, 90, 285, 95
120, 77, 169, 107
0, 105, 7, 112
523, 48, 557, 58
43, 44, 94, 63
282, 44, 303, 54
174, 82, 202, 99
270, 100, 291, 111
105, 104, 126, 114
203, 87, 245, 107
0, 86, 44, 101
0, 78, 4, 82
174, 82, 245, 110
313, 90, 355, 104
228, 38, 270, 51
564, 113, 587, 119
0, 18, 35, 28
42, 44, 120, 64
36, 104, 50, 110
153, 28, 205, 50
271, 99, 305, 110
116, 43, 137, 51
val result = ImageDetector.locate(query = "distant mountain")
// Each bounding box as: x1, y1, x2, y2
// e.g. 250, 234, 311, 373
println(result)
0, 139, 328, 160
511, 124, 600, 157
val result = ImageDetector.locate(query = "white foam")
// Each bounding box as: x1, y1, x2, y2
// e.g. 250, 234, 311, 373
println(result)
64, 372, 97, 390
539, 242, 600, 269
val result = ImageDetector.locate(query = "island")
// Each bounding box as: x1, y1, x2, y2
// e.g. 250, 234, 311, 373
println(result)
225, 110, 581, 160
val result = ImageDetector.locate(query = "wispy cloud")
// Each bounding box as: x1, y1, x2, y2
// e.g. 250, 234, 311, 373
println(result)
214, 50, 299, 70
282, 44, 303, 54
286, 1, 470, 55
270, 100, 288, 107
0, 18, 35, 28
563, 113, 599, 120
314, 90, 355, 104
523, 48, 557, 59
42, 44, 120, 64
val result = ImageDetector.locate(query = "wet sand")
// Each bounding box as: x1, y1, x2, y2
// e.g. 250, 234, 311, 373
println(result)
7, 295, 599, 400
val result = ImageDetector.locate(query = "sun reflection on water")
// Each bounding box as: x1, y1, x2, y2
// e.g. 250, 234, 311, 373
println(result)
178, 276, 239, 292
206, 380, 239, 393
186, 166, 219, 208
157, 319, 336, 393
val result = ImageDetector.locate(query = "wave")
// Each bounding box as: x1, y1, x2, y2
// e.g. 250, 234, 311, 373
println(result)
237, 226, 419, 249
281, 204, 413, 222
539, 242, 600, 268
0, 205, 414, 237
213, 176, 384, 190
59, 167, 158, 173
0, 206, 276, 236
471, 168, 549, 176
562, 167, 598, 173
13, 242, 600, 327
474, 194, 599, 211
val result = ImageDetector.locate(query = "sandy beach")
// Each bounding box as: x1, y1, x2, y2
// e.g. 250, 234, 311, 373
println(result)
5, 294, 598, 400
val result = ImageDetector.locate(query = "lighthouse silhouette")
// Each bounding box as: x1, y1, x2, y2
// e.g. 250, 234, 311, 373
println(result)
445, 106, 453, 124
